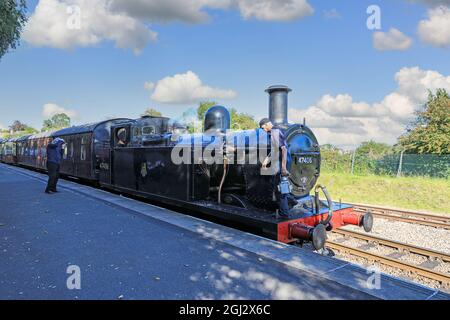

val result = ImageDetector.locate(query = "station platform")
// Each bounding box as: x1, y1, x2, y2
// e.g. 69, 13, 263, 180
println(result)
0, 163, 448, 300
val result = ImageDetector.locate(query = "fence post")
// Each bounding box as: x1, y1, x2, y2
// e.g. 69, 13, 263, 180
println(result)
397, 150, 404, 178
351, 149, 356, 175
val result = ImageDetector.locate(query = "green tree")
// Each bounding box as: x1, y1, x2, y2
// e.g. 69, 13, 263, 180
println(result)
142, 108, 162, 117
197, 101, 217, 121
195, 102, 257, 131
356, 141, 392, 158
42, 113, 71, 132
9, 120, 26, 132
399, 89, 450, 154
320, 144, 352, 173
354, 141, 394, 175
4, 120, 37, 138
0, 0, 27, 60
0, 129, 8, 138
230, 108, 258, 130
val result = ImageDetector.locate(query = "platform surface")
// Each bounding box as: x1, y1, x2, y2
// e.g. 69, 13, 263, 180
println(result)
0, 163, 448, 300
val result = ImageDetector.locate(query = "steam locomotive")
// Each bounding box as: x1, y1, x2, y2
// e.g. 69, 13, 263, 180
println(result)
0, 86, 373, 250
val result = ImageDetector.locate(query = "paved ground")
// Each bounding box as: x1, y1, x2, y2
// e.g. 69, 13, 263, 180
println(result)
0, 165, 376, 300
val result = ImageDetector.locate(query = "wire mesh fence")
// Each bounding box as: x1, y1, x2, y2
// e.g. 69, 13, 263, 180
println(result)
321, 149, 450, 179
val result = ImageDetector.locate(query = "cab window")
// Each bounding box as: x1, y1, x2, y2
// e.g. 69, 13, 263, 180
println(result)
142, 126, 156, 135
133, 127, 141, 137
116, 128, 128, 147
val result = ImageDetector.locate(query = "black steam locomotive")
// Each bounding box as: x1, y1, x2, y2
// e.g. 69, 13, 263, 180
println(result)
0, 86, 373, 249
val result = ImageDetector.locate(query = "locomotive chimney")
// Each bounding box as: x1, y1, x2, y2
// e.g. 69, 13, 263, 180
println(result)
265, 85, 292, 127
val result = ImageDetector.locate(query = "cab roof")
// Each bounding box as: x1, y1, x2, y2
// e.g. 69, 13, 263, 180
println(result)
53, 118, 131, 136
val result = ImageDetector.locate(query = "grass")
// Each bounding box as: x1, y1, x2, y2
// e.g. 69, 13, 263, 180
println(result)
317, 171, 450, 214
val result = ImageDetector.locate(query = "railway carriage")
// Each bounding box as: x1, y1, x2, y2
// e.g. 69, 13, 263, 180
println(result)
15, 135, 31, 167
1, 138, 18, 164
16, 133, 47, 169
0, 139, 4, 162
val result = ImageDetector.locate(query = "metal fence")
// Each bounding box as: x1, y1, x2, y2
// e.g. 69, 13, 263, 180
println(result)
321, 150, 450, 179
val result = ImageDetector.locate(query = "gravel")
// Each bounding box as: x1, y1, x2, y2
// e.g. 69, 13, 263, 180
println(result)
342, 217, 450, 254
322, 216, 450, 292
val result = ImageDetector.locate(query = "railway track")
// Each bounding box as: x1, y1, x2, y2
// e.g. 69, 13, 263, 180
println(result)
351, 203, 450, 230
327, 229, 450, 288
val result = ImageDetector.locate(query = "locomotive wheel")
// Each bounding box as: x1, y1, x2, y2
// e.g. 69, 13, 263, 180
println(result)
312, 224, 327, 250
361, 212, 374, 233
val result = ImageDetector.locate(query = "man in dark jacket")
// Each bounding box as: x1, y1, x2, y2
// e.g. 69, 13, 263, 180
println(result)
45, 137, 65, 194
259, 118, 291, 218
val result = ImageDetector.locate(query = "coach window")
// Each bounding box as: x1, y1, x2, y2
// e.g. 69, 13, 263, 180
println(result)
81, 137, 87, 161
63, 143, 68, 160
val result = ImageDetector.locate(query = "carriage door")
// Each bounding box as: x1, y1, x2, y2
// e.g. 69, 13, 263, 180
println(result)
95, 124, 114, 186
111, 124, 134, 188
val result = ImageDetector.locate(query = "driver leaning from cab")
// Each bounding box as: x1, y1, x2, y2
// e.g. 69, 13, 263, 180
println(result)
117, 128, 127, 147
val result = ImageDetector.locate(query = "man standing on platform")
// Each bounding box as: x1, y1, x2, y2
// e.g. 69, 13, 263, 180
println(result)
45, 137, 65, 194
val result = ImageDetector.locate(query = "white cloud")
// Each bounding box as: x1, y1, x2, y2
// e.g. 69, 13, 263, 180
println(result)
42, 103, 78, 119
236, 0, 314, 21
23, 0, 158, 54
395, 66, 450, 101
110, 0, 314, 23
110, 0, 221, 24
373, 28, 413, 51
417, 6, 450, 48
146, 71, 237, 104
288, 67, 450, 149
144, 82, 155, 91
410, 0, 450, 7
315, 94, 385, 118
24, 0, 314, 52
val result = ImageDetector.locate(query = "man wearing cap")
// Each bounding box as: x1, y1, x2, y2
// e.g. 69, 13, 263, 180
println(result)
259, 118, 290, 218
45, 137, 65, 194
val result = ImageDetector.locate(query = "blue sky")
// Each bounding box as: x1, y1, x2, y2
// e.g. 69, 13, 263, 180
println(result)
1, 0, 449, 147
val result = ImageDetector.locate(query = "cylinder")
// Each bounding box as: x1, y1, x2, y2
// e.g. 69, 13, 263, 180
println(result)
265, 85, 292, 126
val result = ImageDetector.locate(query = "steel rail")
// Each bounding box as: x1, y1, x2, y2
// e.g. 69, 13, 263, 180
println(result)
351, 204, 450, 230
326, 240, 450, 286
332, 228, 450, 263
